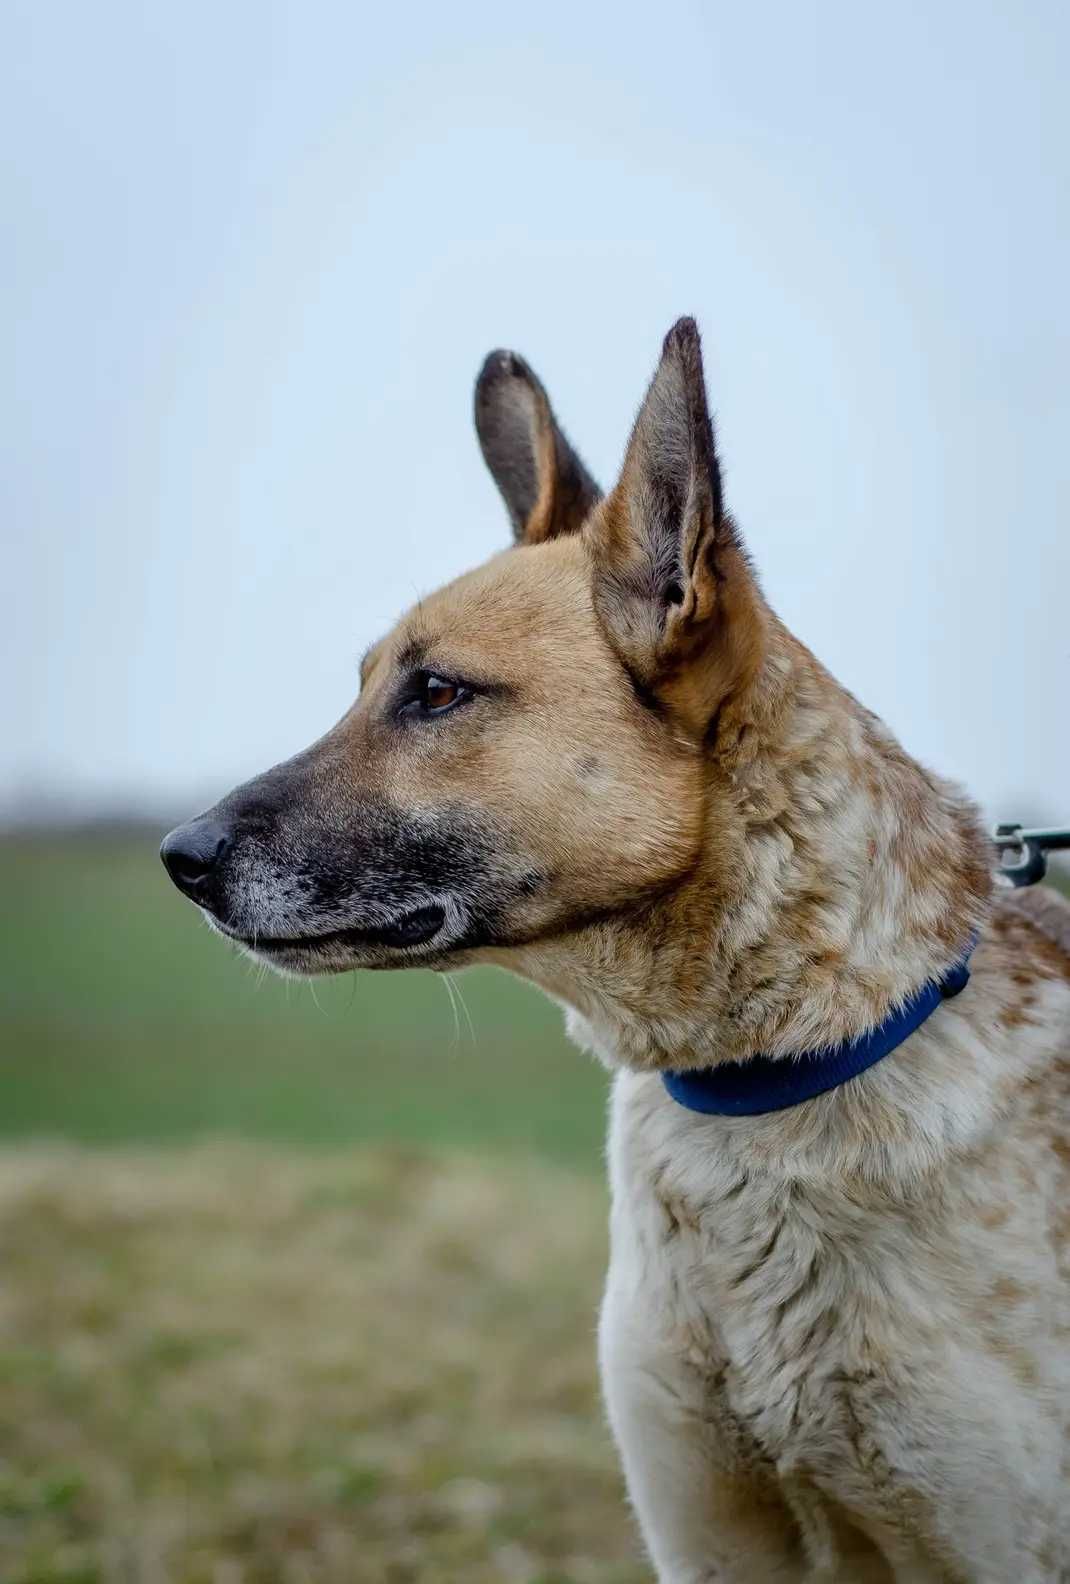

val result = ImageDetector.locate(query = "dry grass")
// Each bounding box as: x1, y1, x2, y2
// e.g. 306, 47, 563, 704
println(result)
0, 1146, 647, 1584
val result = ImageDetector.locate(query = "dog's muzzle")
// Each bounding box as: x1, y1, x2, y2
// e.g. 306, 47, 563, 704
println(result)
159, 812, 451, 957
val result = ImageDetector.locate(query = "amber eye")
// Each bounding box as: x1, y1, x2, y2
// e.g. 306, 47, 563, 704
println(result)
398, 670, 472, 721
403, 672, 472, 719
423, 675, 460, 712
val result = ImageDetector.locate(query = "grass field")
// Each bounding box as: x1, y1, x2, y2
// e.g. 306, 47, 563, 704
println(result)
0, 833, 608, 1167
0, 1145, 643, 1583
0, 834, 637, 1581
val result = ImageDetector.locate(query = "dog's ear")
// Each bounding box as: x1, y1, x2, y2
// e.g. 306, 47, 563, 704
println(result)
587, 318, 765, 732
475, 350, 601, 545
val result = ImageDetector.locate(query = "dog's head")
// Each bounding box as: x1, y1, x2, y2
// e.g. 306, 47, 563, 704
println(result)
161, 320, 766, 976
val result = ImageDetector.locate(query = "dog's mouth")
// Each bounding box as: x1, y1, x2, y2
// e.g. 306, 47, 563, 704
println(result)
217, 902, 448, 957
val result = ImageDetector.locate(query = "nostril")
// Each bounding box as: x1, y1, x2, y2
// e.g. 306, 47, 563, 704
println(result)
170, 845, 219, 885
160, 820, 231, 899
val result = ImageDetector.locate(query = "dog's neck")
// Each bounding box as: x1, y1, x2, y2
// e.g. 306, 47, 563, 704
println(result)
509, 617, 992, 1073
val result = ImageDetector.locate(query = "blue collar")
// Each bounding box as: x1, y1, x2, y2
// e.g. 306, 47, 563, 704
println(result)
662, 939, 976, 1117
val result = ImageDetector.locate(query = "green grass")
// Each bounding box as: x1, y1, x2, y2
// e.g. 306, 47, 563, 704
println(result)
0, 833, 608, 1167
0, 1144, 645, 1583
0, 836, 641, 1579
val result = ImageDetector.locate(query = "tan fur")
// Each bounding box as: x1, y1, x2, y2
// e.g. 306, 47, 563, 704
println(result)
355, 541, 707, 931
182, 320, 1070, 1581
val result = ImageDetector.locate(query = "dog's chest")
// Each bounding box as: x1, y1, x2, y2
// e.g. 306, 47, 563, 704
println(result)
622, 1147, 877, 1461
604, 1069, 1056, 1475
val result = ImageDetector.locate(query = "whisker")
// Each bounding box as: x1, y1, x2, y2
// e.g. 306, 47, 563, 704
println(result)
438, 972, 461, 1051
449, 972, 477, 1047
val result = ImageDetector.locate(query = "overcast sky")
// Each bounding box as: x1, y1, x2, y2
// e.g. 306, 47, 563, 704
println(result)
5, 0, 1068, 828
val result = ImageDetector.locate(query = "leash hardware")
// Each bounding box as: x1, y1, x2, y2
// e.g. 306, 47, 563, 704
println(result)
992, 823, 1070, 888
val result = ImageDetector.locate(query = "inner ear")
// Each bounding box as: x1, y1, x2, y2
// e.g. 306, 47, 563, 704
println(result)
587, 317, 765, 728
475, 350, 601, 545
626, 317, 724, 613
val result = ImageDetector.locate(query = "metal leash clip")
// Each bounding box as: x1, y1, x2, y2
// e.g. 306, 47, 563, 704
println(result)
992, 824, 1070, 888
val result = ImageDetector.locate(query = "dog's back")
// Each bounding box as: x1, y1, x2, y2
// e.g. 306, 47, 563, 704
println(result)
1005, 881, 1070, 958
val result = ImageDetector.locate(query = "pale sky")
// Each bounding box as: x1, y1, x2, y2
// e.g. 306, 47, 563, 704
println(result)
5, 0, 1068, 826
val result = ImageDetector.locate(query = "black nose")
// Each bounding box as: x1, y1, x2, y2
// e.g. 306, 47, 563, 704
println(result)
160, 818, 231, 901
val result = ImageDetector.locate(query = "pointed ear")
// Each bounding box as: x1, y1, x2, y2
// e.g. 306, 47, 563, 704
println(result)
588, 318, 765, 730
475, 350, 601, 545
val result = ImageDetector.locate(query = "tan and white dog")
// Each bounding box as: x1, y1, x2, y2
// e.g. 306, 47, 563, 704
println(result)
162, 320, 1070, 1582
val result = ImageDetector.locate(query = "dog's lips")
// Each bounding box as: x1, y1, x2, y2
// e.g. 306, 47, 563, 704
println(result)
218, 903, 448, 956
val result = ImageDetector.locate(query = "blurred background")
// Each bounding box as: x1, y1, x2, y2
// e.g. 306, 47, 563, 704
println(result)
3, 1, 1068, 1579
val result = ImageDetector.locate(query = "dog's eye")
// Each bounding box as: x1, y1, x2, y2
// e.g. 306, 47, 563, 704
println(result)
397, 670, 474, 721
400, 672, 471, 719
423, 675, 462, 713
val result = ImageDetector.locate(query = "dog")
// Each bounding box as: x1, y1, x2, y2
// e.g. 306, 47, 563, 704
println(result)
162, 319, 1070, 1582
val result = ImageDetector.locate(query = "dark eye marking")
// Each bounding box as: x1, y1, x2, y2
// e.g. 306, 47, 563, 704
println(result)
397, 670, 474, 721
